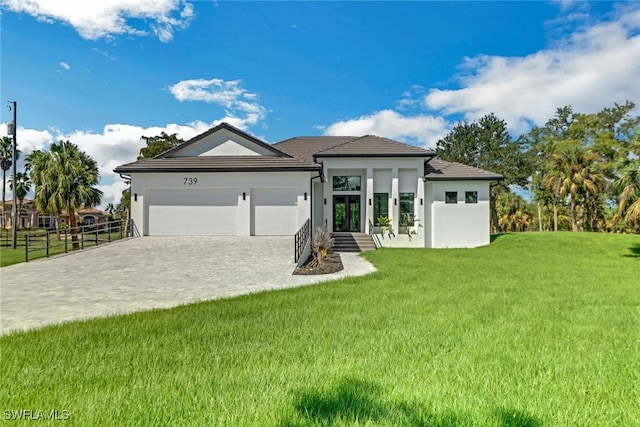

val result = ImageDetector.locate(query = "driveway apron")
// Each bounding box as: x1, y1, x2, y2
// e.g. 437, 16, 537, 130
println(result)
1, 236, 375, 335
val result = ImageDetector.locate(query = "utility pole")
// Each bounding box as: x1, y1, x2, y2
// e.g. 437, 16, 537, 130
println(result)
10, 101, 17, 249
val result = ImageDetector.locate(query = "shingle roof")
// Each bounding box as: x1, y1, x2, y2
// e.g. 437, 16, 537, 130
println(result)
114, 156, 321, 173
273, 136, 354, 162
424, 158, 503, 181
315, 135, 434, 158
274, 135, 434, 161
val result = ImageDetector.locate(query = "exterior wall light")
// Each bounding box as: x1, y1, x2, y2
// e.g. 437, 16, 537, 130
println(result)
242, 192, 246, 201
134, 193, 138, 202
304, 192, 307, 201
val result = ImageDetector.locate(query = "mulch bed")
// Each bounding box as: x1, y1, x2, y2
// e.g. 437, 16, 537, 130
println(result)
293, 252, 344, 275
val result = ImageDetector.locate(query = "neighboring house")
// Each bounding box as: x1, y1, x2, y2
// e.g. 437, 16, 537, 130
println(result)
114, 122, 502, 248
0, 199, 110, 230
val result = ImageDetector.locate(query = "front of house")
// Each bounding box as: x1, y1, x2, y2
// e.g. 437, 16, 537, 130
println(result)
114, 122, 502, 248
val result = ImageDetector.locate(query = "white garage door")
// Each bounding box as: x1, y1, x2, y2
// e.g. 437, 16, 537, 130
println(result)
146, 188, 238, 235
251, 188, 298, 236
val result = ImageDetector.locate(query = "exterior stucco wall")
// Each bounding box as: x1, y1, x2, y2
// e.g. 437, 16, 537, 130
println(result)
170, 128, 276, 157
320, 158, 425, 247
129, 171, 312, 236
427, 180, 491, 248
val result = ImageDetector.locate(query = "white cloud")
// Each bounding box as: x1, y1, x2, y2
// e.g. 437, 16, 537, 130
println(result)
0, 120, 215, 208
424, 5, 640, 134
2, 0, 194, 42
323, 110, 449, 149
169, 78, 267, 130
60, 62, 70, 70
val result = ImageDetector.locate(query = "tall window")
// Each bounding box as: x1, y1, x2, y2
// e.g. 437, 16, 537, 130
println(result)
399, 193, 415, 226
373, 193, 388, 225
333, 176, 361, 191
445, 191, 458, 204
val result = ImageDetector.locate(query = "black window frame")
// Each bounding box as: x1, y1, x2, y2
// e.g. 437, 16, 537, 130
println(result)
373, 193, 389, 225
332, 176, 361, 191
399, 192, 415, 226
445, 191, 458, 204
465, 191, 478, 204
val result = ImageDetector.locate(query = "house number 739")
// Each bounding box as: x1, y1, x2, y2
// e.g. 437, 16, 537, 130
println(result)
183, 177, 198, 185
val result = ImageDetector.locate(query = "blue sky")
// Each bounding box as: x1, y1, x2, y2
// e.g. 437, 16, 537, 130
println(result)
1, 1, 639, 207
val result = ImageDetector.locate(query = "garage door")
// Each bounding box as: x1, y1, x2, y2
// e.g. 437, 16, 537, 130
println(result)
251, 188, 298, 235
146, 188, 238, 235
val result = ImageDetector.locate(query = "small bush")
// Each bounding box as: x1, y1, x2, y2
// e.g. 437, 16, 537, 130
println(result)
312, 226, 334, 266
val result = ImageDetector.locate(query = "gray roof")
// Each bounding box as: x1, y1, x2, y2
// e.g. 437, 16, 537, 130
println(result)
424, 158, 503, 181
114, 156, 320, 173
113, 122, 500, 180
274, 135, 433, 161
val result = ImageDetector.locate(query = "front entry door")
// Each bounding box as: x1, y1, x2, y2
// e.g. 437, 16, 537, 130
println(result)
333, 195, 360, 232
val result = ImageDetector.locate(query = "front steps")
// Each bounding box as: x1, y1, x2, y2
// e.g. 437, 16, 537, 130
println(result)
331, 232, 377, 252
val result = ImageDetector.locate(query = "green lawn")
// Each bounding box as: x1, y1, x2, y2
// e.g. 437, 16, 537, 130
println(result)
0, 230, 126, 267
1, 232, 638, 426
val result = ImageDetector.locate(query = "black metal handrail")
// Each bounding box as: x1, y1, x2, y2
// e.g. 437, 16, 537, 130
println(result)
367, 219, 382, 249
294, 219, 311, 262
24, 220, 127, 262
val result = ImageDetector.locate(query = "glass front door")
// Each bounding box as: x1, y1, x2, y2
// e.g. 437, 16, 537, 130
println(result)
333, 195, 360, 232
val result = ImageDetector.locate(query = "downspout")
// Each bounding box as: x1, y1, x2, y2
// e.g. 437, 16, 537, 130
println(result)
489, 180, 501, 234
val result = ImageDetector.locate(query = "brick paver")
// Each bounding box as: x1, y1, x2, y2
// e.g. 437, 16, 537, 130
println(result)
0, 236, 376, 335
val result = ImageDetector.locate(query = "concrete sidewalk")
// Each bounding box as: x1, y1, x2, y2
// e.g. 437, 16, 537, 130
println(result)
0, 236, 376, 335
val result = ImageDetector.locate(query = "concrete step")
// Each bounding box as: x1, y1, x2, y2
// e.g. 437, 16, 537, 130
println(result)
331, 232, 377, 252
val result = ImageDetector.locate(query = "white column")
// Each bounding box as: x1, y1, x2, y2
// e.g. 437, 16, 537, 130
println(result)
391, 167, 399, 235
366, 167, 374, 233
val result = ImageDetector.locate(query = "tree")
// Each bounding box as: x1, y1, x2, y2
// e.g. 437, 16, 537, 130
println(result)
8, 171, 31, 228
496, 192, 531, 232
27, 141, 103, 249
542, 141, 606, 232
138, 132, 184, 159
1, 136, 20, 230
435, 113, 532, 232
612, 133, 640, 230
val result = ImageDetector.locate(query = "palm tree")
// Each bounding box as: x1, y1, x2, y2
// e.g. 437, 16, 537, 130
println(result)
1, 136, 20, 231
8, 171, 31, 229
542, 142, 605, 231
613, 156, 640, 229
28, 141, 103, 249
497, 192, 531, 232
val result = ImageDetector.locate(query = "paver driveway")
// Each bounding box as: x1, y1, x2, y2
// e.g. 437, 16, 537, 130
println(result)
1, 236, 375, 335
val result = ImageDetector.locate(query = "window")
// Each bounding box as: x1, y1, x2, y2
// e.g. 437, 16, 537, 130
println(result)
399, 193, 415, 226
445, 191, 458, 204
465, 191, 478, 204
373, 193, 388, 225
332, 176, 361, 191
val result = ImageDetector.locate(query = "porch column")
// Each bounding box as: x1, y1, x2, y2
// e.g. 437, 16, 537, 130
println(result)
391, 168, 399, 235
366, 167, 374, 233
323, 171, 331, 231
416, 175, 424, 233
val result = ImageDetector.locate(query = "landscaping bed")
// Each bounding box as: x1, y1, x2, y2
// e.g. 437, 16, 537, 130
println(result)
293, 251, 343, 275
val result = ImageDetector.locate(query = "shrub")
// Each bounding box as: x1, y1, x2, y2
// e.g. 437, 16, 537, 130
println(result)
311, 226, 334, 266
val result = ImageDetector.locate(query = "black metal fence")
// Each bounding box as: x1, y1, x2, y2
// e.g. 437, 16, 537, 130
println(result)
24, 220, 128, 262
294, 219, 310, 263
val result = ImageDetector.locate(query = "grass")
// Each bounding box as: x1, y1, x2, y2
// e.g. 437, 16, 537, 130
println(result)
1, 232, 638, 426
0, 229, 126, 267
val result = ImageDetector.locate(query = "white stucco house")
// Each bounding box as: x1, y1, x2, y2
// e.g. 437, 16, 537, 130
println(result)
114, 122, 502, 249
